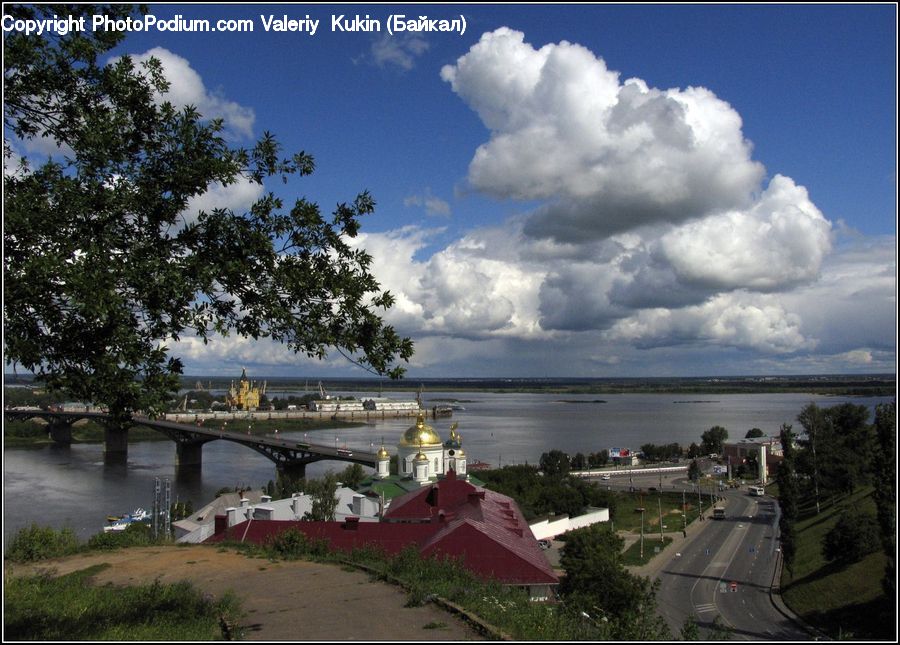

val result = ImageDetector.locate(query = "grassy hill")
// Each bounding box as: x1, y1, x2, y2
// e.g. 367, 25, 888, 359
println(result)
781, 486, 894, 640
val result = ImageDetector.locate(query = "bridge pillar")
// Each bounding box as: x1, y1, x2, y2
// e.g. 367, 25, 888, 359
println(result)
277, 462, 307, 494
176, 441, 205, 468
104, 426, 129, 456
47, 421, 73, 444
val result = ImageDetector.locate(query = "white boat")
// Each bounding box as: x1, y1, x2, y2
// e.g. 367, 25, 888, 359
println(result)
103, 508, 150, 532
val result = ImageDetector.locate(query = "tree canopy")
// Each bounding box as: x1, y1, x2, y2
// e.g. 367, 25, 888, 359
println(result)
3, 5, 413, 423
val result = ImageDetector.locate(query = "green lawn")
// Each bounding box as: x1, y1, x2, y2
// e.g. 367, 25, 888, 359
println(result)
611, 490, 712, 533
781, 486, 893, 640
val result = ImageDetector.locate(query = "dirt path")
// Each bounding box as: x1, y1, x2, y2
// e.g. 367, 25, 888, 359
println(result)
5, 545, 486, 641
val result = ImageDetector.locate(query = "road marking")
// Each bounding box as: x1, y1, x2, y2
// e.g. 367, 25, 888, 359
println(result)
695, 603, 717, 613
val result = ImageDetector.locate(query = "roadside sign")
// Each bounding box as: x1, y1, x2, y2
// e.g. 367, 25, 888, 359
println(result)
730, 581, 738, 591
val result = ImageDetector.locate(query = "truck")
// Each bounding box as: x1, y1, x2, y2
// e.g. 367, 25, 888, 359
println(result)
713, 507, 726, 520
749, 486, 765, 497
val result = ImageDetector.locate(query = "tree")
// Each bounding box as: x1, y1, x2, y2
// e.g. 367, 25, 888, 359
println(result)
687, 442, 702, 459
559, 524, 654, 617
776, 424, 799, 576
687, 459, 701, 482
303, 472, 340, 521
873, 402, 896, 596
3, 4, 413, 430
700, 426, 728, 455
339, 463, 366, 490
540, 449, 571, 478
822, 509, 881, 565
745, 428, 765, 439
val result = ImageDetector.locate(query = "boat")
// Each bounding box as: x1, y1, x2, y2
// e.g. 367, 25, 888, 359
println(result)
103, 508, 150, 532
431, 405, 453, 418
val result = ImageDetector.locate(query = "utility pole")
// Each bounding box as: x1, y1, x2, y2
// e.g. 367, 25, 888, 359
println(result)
697, 484, 703, 521
682, 489, 687, 537
640, 507, 645, 560
658, 496, 664, 541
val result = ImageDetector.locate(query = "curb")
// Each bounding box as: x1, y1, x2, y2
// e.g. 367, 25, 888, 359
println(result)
769, 547, 831, 641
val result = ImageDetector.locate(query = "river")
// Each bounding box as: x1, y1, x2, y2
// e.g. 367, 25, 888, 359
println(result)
3, 391, 893, 545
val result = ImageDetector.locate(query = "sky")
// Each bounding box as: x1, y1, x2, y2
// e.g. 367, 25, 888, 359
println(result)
7, 3, 898, 378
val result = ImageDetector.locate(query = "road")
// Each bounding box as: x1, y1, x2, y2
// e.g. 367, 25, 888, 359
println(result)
653, 486, 809, 640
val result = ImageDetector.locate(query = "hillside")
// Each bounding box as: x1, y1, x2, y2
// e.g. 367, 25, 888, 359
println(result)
780, 486, 894, 640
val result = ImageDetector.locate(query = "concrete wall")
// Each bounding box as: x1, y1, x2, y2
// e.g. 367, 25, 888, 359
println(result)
528, 507, 609, 541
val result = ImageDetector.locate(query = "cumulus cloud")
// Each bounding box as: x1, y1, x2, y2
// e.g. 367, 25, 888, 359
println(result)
657, 175, 832, 291
605, 292, 816, 354
180, 176, 265, 227
441, 28, 765, 240
124, 47, 255, 138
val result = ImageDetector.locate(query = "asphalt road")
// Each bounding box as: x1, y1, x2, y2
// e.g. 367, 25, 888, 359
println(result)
653, 486, 809, 640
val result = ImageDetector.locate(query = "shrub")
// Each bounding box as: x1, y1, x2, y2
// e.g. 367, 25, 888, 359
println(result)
822, 509, 881, 565
6, 524, 81, 562
87, 522, 154, 550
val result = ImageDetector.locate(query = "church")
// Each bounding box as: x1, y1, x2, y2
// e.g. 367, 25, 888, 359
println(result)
373, 412, 467, 485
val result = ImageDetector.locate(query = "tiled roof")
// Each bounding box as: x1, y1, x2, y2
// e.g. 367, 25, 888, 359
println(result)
207, 470, 558, 587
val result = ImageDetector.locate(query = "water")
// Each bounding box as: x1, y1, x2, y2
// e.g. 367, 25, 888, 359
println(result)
3, 391, 893, 545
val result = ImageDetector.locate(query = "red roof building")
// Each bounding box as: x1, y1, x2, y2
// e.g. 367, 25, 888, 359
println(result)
207, 470, 559, 600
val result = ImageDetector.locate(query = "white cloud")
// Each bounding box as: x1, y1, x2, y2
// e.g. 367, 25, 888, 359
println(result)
124, 47, 255, 139
658, 175, 832, 291
180, 176, 265, 227
370, 33, 429, 71
403, 189, 452, 217
605, 292, 816, 354
442, 28, 764, 240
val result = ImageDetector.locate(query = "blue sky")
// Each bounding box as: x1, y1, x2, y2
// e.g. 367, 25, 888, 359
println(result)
9, 3, 897, 378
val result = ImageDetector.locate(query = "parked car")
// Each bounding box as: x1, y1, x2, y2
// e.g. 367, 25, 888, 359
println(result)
601, 474, 611, 480
538, 539, 552, 550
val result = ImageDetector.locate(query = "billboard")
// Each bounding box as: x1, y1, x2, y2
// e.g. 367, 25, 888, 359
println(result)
609, 448, 631, 458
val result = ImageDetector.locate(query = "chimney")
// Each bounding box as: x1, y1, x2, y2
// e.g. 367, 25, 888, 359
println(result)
343, 516, 360, 530
240, 498, 250, 508
261, 495, 272, 504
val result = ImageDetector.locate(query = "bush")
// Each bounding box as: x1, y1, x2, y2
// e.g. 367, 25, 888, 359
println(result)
6, 524, 81, 562
822, 509, 881, 565
87, 522, 154, 550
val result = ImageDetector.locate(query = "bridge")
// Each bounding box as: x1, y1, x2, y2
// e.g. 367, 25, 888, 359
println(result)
3, 409, 377, 480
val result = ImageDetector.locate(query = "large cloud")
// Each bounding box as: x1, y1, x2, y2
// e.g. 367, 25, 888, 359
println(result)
441, 28, 765, 240
126, 47, 255, 139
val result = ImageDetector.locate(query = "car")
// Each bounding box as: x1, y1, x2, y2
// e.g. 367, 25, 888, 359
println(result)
601, 474, 611, 480
538, 539, 552, 550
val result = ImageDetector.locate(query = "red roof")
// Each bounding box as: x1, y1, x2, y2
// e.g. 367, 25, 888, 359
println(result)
207, 470, 558, 587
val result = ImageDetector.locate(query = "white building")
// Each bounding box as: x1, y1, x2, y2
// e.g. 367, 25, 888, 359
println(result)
396, 414, 467, 484
174, 485, 381, 543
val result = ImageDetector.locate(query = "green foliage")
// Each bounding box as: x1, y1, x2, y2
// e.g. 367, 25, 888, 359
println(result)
797, 402, 875, 504
264, 527, 328, 560
475, 464, 615, 521
822, 510, 881, 565
303, 471, 340, 521
558, 525, 670, 639
687, 459, 701, 481
700, 426, 728, 455
745, 427, 765, 438
5, 524, 81, 562
872, 402, 895, 597
339, 463, 366, 490
4, 565, 242, 640
539, 449, 571, 478
3, 3, 413, 424
87, 522, 155, 550
639, 442, 683, 462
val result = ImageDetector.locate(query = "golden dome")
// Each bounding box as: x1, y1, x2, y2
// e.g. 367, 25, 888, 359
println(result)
415, 450, 429, 462
376, 445, 390, 459
399, 413, 442, 447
